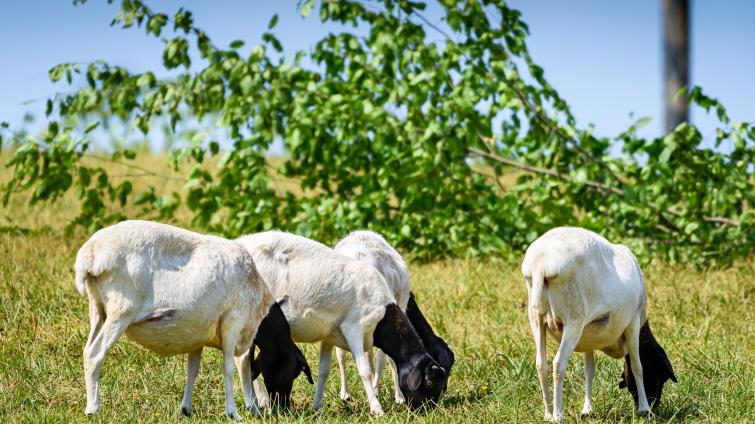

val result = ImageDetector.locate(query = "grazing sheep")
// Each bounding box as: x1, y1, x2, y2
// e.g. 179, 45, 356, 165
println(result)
236, 231, 447, 415
250, 296, 314, 409
333, 230, 454, 403
405, 292, 455, 395
74, 220, 309, 418
521, 227, 676, 422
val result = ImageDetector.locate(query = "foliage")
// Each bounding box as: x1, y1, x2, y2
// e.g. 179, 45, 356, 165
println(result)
1, 0, 753, 264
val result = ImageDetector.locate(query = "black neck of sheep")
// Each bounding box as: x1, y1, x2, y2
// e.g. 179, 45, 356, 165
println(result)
251, 303, 313, 408
406, 293, 438, 345
254, 303, 297, 358
406, 292, 455, 374
372, 303, 446, 406
619, 320, 678, 409
373, 303, 428, 360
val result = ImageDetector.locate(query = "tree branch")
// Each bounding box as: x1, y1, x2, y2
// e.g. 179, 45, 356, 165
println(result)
467, 146, 740, 227
85, 154, 187, 182
468, 146, 623, 195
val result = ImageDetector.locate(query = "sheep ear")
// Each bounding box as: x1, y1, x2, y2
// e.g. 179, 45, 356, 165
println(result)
296, 350, 314, 384
301, 363, 314, 384
407, 366, 422, 391
276, 294, 290, 305
659, 350, 677, 383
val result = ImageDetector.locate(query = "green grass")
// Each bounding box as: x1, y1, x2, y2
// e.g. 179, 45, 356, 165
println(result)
0, 153, 753, 423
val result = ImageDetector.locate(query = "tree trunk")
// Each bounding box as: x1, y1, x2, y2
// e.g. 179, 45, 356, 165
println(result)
662, 0, 690, 133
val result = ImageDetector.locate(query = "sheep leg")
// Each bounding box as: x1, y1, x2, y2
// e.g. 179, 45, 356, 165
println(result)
343, 326, 384, 416
234, 349, 262, 417
371, 348, 382, 391
529, 310, 552, 421
386, 354, 405, 404
252, 379, 270, 411
313, 342, 333, 411
580, 351, 595, 417
179, 348, 202, 417
625, 317, 653, 416
373, 349, 404, 404
220, 318, 243, 420
552, 322, 582, 423
335, 347, 351, 401
85, 298, 103, 348
83, 314, 131, 415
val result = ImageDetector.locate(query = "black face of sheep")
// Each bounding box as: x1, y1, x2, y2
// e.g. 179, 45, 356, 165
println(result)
406, 292, 455, 393
429, 343, 454, 392
373, 303, 448, 408
251, 302, 313, 409
400, 354, 447, 408
618, 321, 677, 408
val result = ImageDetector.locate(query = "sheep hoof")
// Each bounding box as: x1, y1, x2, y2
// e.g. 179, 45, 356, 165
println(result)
179, 405, 192, 417
638, 409, 655, 420
246, 404, 262, 418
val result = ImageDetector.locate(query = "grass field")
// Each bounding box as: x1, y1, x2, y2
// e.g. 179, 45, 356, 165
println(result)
0, 152, 753, 423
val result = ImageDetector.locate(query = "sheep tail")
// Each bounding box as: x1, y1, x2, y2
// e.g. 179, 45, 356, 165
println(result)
529, 270, 548, 316
74, 241, 96, 296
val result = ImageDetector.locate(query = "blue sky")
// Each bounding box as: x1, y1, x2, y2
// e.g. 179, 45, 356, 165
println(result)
1, 1, 753, 144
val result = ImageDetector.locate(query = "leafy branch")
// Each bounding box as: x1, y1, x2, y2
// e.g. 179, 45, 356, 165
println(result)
1, 0, 751, 264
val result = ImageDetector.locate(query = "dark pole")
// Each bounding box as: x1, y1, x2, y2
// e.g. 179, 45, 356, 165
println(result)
662, 0, 690, 133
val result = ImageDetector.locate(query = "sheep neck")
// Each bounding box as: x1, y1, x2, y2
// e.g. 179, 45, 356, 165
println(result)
373, 303, 428, 365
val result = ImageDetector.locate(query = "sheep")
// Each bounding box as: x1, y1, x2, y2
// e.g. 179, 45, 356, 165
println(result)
236, 231, 447, 415
249, 295, 314, 408
333, 230, 454, 404
521, 227, 676, 422
74, 220, 310, 418
405, 291, 455, 395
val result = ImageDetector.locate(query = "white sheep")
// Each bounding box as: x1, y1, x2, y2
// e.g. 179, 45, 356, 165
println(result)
333, 230, 454, 404
333, 230, 410, 404
74, 220, 308, 418
521, 227, 676, 422
236, 231, 446, 415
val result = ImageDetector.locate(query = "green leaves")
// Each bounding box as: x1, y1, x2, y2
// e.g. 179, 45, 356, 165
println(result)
48, 63, 79, 83
84, 121, 100, 134
2, 0, 752, 266
173, 8, 194, 33
268, 14, 279, 30
659, 139, 676, 164
146, 13, 167, 36
299, 0, 316, 17
163, 37, 190, 69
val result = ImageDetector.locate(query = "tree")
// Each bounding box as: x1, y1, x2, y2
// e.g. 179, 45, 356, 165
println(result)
1, 0, 752, 265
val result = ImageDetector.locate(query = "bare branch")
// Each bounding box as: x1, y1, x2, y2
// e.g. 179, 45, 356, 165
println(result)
85, 154, 187, 182
467, 146, 740, 227
467, 146, 623, 195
